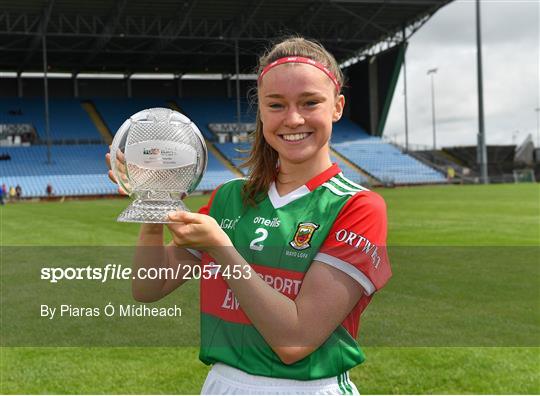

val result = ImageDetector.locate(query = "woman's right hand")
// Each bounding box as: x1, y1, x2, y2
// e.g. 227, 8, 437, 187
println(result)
105, 146, 130, 195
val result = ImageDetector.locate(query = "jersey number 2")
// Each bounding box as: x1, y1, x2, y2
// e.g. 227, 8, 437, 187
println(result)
249, 228, 268, 251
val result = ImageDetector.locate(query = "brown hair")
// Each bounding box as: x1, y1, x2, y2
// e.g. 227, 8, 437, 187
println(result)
241, 36, 344, 206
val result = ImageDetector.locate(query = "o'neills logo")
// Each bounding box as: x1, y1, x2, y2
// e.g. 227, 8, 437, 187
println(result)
289, 222, 319, 250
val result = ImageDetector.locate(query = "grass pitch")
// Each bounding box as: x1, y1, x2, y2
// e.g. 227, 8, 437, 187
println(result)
1, 183, 539, 394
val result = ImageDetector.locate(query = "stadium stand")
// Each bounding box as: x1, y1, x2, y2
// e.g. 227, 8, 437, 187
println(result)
331, 118, 372, 143
0, 0, 458, 199
328, 119, 446, 185
1, 95, 449, 198
1, 145, 108, 176
0, 145, 114, 197
443, 146, 517, 182
92, 98, 173, 135
409, 150, 474, 181
214, 142, 250, 174
0, 98, 102, 142
178, 97, 255, 139
330, 154, 371, 186
1, 174, 117, 198
196, 99, 445, 186
0, 142, 235, 197
214, 143, 372, 185
332, 138, 446, 185
197, 149, 238, 191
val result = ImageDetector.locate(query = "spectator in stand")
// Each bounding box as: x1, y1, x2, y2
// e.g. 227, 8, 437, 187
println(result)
15, 184, 22, 199
46, 183, 54, 197
447, 166, 455, 182
9, 186, 16, 202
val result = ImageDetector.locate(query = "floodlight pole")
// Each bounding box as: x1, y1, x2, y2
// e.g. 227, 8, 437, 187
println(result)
42, 30, 52, 165
535, 107, 540, 147
402, 27, 409, 153
235, 39, 242, 125
403, 56, 410, 152
427, 68, 437, 151
476, 0, 488, 184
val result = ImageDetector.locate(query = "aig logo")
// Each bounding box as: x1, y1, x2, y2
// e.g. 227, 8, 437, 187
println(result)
220, 216, 240, 230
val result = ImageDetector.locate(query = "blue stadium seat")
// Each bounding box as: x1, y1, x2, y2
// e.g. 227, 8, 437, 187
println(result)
331, 118, 371, 143
332, 138, 446, 184
178, 97, 256, 139
1, 174, 117, 198
92, 98, 171, 135
0, 145, 109, 176
330, 155, 370, 186
1, 96, 446, 196
1, 143, 237, 196
0, 98, 101, 141
198, 150, 239, 191
214, 142, 250, 175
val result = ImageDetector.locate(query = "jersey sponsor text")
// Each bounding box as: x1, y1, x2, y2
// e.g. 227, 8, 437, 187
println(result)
335, 229, 381, 269
220, 271, 303, 311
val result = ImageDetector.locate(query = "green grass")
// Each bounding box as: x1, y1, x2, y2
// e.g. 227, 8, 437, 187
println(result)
1, 184, 539, 394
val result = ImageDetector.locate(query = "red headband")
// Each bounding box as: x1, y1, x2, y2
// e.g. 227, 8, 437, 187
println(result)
258, 56, 341, 91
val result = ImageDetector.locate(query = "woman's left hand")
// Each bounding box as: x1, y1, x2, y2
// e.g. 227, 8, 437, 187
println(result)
167, 211, 232, 254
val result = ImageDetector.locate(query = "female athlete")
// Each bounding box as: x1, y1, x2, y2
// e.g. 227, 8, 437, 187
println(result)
107, 37, 391, 395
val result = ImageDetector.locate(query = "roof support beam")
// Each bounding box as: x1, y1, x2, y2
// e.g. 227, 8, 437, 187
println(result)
194, 0, 265, 67
20, 0, 54, 70
330, 0, 441, 4
170, 0, 199, 38
286, 1, 327, 36
230, 0, 265, 38
83, 0, 128, 64
0, 0, 452, 72
330, 2, 390, 36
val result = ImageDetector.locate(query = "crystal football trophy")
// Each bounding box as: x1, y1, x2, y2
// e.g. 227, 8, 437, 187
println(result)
110, 108, 207, 223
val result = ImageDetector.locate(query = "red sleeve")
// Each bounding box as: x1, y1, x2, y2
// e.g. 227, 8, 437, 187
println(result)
197, 184, 221, 215
315, 190, 391, 295
186, 185, 221, 259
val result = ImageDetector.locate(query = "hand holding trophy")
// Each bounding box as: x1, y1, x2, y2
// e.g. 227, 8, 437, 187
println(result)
109, 107, 207, 223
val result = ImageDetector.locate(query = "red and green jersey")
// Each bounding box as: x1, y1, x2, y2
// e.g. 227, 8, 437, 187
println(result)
195, 164, 391, 380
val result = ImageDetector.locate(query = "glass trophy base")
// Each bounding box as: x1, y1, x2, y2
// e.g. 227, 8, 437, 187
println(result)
117, 199, 190, 223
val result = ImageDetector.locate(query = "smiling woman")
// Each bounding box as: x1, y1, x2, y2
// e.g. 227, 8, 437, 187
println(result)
106, 36, 392, 395
257, 63, 344, 180
243, 40, 346, 204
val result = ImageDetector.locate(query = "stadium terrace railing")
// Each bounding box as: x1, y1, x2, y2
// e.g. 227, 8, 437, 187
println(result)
34, 138, 107, 145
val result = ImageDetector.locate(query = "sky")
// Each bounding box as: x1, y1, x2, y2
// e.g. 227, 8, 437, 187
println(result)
383, 0, 539, 149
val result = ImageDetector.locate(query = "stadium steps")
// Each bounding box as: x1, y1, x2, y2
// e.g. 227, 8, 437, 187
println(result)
412, 150, 473, 177
407, 150, 450, 173
81, 101, 113, 145
440, 149, 468, 167
207, 141, 243, 178
330, 146, 381, 186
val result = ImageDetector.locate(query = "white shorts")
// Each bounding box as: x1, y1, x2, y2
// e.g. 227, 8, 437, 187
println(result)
201, 363, 359, 395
